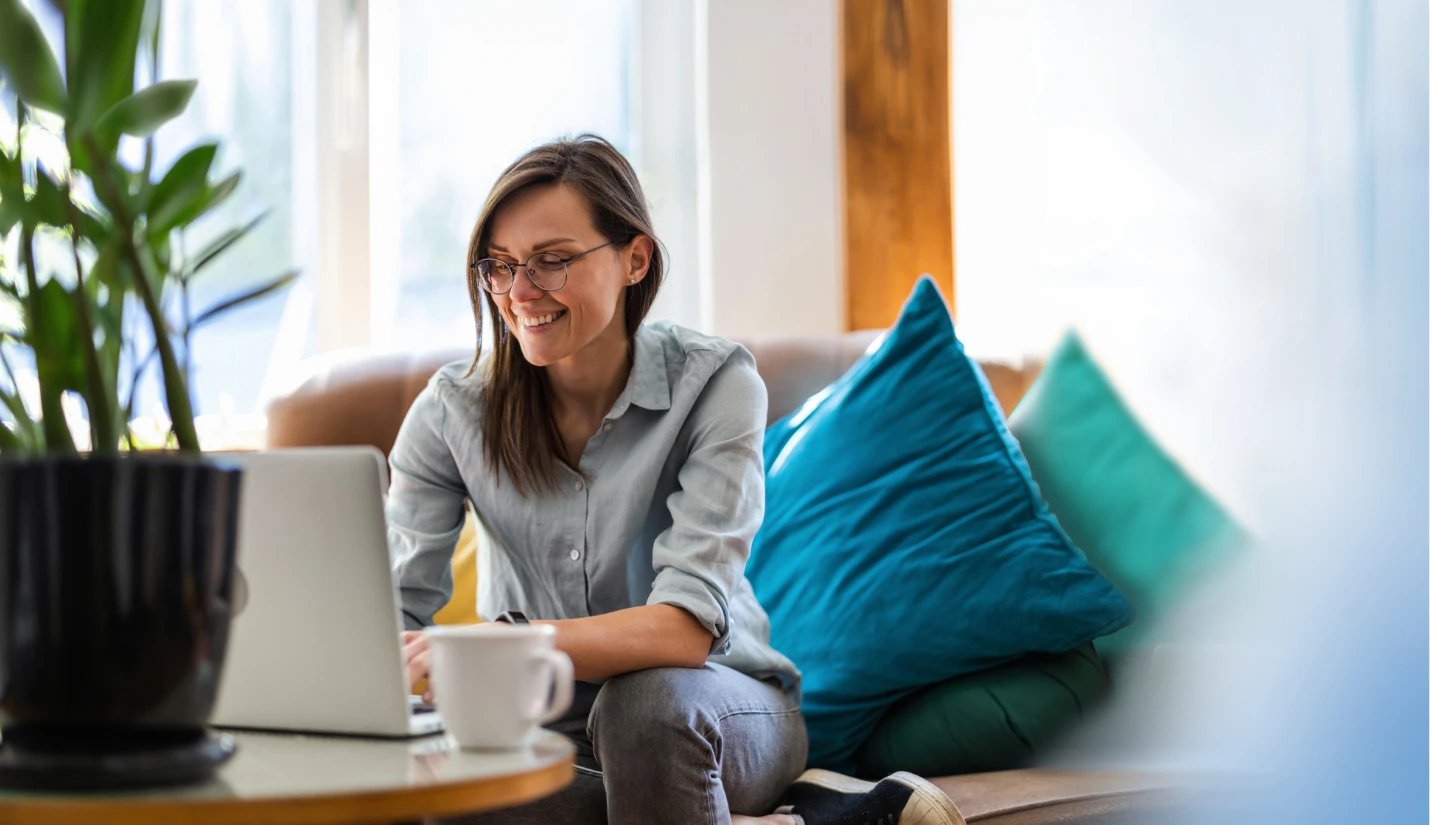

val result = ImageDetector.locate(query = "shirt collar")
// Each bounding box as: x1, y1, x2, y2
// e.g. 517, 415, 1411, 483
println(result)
607, 325, 671, 420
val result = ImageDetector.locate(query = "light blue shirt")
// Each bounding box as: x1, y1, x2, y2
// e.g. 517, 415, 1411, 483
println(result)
386, 321, 801, 700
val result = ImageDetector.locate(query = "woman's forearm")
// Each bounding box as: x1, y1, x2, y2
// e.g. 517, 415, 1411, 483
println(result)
537, 604, 714, 682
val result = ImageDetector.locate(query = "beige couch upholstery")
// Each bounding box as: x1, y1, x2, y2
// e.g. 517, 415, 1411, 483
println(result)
265, 332, 1182, 824
265, 332, 1044, 450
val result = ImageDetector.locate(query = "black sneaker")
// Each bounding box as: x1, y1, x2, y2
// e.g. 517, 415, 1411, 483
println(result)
774, 768, 965, 825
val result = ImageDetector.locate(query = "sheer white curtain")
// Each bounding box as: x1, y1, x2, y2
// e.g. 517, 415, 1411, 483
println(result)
953, 2, 1426, 819
954, 0, 1424, 535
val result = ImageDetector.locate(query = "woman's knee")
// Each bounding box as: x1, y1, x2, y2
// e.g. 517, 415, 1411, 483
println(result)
588, 667, 713, 754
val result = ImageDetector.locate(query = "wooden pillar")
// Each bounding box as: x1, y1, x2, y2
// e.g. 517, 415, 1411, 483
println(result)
841, 0, 953, 329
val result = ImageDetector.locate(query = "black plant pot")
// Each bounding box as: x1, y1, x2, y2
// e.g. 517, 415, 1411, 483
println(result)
0, 454, 243, 789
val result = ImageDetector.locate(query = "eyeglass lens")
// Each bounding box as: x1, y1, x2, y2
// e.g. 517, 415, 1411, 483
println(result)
475, 253, 567, 293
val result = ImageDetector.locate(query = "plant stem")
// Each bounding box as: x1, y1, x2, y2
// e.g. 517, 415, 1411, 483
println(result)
178, 232, 194, 400
21, 226, 75, 454
123, 340, 142, 421
14, 101, 71, 453
127, 241, 198, 451
0, 418, 21, 453
64, 183, 120, 453
85, 138, 200, 452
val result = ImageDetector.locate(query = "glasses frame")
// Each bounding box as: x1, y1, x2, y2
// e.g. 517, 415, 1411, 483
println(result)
471, 241, 615, 294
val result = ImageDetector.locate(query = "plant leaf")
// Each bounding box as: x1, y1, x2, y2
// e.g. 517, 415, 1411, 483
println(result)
92, 280, 123, 394
26, 163, 71, 230
63, 0, 145, 175
188, 211, 268, 276
0, 0, 69, 114
65, 0, 144, 131
26, 278, 82, 452
167, 170, 241, 234
0, 416, 24, 453
95, 79, 197, 138
153, 233, 171, 277
0, 198, 18, 236
202, 171, 241, 212
0, 145, 22, 201
72, 199, 109, 245
191, 269, 298, 329
32, 278, 85, 391
87, 236, 122, 291
145, 142, 216, 235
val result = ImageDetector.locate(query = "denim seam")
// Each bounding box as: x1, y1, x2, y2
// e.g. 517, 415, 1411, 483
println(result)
714, 706, 803, 724
703, 706, 803, 822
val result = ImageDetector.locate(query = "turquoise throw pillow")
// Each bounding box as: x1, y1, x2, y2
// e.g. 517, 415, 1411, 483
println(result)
746, 276, 1133, 773
1007, 331, 1244, 658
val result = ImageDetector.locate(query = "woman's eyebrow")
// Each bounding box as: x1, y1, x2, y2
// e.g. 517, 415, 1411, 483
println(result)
488, 237, 578, 254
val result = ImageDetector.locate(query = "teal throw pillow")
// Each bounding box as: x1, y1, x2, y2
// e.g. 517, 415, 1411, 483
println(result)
1007, 331, 1244, 659
746, 276, 1133, 773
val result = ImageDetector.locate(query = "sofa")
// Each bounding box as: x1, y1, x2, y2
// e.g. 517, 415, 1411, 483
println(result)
265, 331, 1188, 824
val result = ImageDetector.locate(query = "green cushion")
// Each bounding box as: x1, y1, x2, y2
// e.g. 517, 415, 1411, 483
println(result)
1008, 331, 1245, 658
855, 644, 1108, 778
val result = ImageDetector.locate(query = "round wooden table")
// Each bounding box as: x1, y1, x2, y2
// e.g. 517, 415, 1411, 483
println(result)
0, 729, 575, 825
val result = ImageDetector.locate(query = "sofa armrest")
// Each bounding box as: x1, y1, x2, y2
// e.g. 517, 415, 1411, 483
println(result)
265, 347, 469, 455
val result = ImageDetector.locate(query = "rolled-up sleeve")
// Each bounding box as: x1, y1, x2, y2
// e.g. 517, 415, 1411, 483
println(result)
387, 377, 468, 630
647, 350, 767, 656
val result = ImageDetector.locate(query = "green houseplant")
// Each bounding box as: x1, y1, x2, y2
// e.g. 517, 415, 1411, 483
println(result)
0, 0, 294, 788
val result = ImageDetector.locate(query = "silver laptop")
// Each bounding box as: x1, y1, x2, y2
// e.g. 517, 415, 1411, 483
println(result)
210, 446, 443, 737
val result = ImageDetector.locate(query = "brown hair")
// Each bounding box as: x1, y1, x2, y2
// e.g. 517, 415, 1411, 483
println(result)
463, 134, 665, 496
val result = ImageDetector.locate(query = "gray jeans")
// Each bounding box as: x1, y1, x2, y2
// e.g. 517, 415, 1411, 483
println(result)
449, 662, 808, 824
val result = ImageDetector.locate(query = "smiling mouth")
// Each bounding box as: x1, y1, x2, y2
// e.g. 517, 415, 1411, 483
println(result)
519, 310, 567, 329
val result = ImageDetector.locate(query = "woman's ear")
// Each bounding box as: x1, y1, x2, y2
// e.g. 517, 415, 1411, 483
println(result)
625, 235, 654, 285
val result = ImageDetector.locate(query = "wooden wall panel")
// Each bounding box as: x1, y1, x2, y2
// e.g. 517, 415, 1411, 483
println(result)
842, 0, 953, 329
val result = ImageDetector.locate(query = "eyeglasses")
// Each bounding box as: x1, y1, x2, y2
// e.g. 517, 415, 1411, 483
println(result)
470, 241, 614, 294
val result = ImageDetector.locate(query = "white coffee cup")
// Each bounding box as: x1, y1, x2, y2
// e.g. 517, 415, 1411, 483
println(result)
424, 623, 574, 750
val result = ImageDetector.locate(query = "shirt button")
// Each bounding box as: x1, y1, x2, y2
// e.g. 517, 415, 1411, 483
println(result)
574, 480, 585, 492
602, 422, 613, 432
568, 548, 581, 561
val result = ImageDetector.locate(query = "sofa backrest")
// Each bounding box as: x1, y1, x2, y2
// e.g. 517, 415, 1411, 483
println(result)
264, 333, 1041, 455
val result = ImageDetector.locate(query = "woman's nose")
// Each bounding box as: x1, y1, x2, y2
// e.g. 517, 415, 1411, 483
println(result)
508, 265, 544, 301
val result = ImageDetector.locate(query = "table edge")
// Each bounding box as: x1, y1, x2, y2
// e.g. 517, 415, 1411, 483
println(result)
0, 751, 575, 825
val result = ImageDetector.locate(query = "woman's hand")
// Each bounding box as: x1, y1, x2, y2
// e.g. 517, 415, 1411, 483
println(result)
401, 630, 433, 702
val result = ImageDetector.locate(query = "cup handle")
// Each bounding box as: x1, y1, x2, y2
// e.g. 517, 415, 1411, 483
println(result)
526, 649, 574, 724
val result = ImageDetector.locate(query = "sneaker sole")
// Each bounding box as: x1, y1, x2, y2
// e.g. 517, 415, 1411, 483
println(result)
887, 771, 966, 825
792, 769, 966, 825
792, 768, 877, 794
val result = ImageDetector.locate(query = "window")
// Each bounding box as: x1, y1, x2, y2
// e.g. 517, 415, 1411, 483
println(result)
150, 1, 298, 423
369, 0, 635, 353
8, 0, 664, 444
4, 0, 711, 449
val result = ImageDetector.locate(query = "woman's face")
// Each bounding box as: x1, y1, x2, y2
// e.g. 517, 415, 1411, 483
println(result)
485, 183, 649, 368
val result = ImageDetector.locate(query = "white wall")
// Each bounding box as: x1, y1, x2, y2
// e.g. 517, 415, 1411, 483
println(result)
697, 0, 843, 338
635, 0, 701, 331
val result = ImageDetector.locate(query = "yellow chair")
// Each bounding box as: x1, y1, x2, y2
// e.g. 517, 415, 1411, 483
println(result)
434, 512, 480, 625
413, 513, 479, 698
